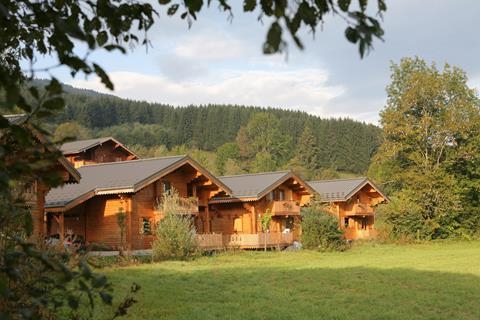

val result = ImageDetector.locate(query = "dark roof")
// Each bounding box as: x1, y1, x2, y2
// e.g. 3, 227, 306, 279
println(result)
4, 114, 80, 183
46, 155, 231, 211
60, 137, 138, 158
217, 171, 315, 201
308, 177, 388, 202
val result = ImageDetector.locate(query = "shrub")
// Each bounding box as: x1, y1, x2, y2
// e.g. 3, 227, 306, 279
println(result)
301, 206, 347, 251
152, 214, 198, 261
151, 190, 198, 261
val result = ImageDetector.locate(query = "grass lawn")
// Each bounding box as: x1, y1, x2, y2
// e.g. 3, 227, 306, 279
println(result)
95, 241, 480, 319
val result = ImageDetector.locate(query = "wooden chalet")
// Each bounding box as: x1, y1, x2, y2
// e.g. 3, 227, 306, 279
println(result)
45, 155, 232, 250
60, 137, 138, 168
308, 177, 389, 240
4, 114, 81, 239
198, 171, 315, 250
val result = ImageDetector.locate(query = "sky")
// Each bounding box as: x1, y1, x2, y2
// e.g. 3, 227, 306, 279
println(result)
32, 1, 480, 125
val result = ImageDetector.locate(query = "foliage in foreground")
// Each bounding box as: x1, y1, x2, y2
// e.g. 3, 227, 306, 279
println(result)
300, 203, 347, 251
0, 242, 113, 319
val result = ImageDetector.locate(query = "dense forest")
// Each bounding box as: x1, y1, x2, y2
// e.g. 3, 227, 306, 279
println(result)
46, 84, 381, 179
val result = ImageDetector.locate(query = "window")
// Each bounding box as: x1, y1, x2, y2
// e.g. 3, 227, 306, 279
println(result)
24, 181, 36, 194
162, 181, 171, 195
267, 191, 274, 201
278, 189, 285, 201
141, 217, 152, 235
344, 217, 350, 228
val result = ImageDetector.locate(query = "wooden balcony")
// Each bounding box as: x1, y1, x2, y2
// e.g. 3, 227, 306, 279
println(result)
156, 197, 199, 215
196, 232, 294, 250
270, 200, 300, 216
345, 203, 374, 216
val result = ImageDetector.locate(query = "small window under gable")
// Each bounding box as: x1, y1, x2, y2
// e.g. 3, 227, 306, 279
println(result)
162, 180, 172, 195
141, 217, 153, 235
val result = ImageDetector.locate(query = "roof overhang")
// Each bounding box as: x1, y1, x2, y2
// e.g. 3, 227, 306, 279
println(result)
133, 155, 232, 195
46, 155, 233, 212
5, 115, 81, 184
62, 137, 139, 159
256, 171, 317, 200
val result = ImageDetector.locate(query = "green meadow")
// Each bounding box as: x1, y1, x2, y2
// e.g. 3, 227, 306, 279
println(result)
96, 241, 480, 320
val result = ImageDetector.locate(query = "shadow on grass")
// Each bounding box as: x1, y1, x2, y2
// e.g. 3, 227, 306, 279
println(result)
97, 263, 480, 320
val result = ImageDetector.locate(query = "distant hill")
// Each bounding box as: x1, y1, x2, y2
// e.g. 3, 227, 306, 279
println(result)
47, 84, 382, 176
32, 79, 110, 97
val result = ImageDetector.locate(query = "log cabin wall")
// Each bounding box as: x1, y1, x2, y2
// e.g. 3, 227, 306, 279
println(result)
68, 141, 134, 168
335, 184, 383, 239
131, 184, 157, 250
28, 181, 48, 240
210, 202, 253, 234
85, 195, 126, 249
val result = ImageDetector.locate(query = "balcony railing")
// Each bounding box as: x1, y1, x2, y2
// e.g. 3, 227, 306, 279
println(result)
196, 232, 294, 250
270, 200, 301, 216
155, 197, 199, 215
345, 203, 374, 216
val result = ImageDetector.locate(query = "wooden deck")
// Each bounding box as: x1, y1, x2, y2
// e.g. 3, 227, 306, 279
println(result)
196, 232, 294, 250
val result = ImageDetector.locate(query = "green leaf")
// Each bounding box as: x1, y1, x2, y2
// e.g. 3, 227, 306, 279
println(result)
68, 295, 79, 309
97, 31, 108, 46
338, 0, 351, 12
260, 0, 274, 16
263, 21, 283, 54
358, 0, 367, 11
43, 97, 65, 110
46, 78, 63, 95
104, 44, 126, 53
378, 0, 387, 11
93, 63, 114, 90
91, 274, 108, 288
244, 0, 256, 12
167, 4, 179, 15
0, 116, 10, 129
100, 291, 113, 305
345, 27, 359, 43
185, 0, 203, 12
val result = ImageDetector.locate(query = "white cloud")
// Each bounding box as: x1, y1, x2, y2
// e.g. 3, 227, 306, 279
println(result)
68, 68, 345, 117
173, 31, 247, 61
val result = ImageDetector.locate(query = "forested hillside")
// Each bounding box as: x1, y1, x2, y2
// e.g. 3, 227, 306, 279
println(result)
49, 89, 381, 179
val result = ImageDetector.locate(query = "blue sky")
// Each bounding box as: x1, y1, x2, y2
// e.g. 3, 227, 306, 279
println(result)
32, 1, 480, 124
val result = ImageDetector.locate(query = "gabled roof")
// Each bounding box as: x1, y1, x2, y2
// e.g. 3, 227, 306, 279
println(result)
60, 137, 138, 158
308, 177, 389, 202
4, 114, 80, 183
46, 155, 232, 212
215, 170, 315, 202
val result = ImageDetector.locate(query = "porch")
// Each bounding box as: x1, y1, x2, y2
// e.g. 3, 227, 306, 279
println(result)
196, 232, 294, 250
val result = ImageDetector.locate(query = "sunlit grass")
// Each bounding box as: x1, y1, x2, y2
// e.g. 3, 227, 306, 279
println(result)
96, 241, 480, 320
